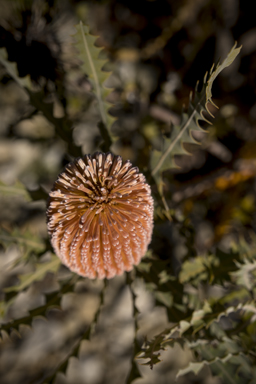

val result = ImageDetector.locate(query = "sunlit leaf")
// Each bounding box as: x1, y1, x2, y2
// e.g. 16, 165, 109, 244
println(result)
231, 259, 256, 290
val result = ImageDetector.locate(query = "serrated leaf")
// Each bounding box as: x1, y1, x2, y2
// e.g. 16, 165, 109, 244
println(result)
4, 254, 61, 294
179, 255, 217, 284
135, 256, 187, 322
206, 43, 242, 114
137, 299, 256, 370
180, 339, 253, 384
138, 317, 194, 369
138, 332, 167, 369
177, 354, 240, 383
177, 360, 207, 377
151, 43, 242, 187
74, 21, 115, 141
150, 98, 206, 179
180, 248, 241, 286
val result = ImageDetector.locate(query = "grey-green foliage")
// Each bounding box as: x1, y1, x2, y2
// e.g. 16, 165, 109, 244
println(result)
137, 244, 256, 383
1, 21, 254, 384
0, 24, 115, 381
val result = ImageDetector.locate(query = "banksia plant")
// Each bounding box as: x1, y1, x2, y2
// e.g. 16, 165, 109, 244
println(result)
46, 152, 154, 279
1, 10, 251, 384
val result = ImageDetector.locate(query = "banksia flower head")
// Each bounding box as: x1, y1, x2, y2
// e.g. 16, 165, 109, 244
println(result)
47, 152, 154, 279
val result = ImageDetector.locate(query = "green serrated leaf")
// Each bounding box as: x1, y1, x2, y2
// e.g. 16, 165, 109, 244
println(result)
206, 43, 242, 114
135, 256, 187, 322
176, 354, 240, 383
137, 297, 255, 366
74, 21, 115, 141
180, 247, 241, 286
177, 360, 207, 377
183, 339, 253, 384
138, 332, 167, 369
179, 255, 217, 284
150, 43, 242, 188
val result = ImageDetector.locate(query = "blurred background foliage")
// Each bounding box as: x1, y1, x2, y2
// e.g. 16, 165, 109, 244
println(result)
1, 0, 256, 383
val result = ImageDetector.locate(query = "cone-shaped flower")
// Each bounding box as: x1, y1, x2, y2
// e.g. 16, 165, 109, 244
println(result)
46, 152, 154, 279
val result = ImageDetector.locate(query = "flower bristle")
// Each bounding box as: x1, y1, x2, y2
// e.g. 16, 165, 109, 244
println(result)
46, 152, 154, 279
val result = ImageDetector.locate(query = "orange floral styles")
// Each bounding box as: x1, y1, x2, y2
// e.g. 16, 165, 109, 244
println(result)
46, 152, 154, 279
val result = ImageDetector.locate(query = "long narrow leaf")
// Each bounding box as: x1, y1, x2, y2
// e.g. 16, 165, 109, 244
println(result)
74, 21, 115, 142
151, 43, 242, 186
